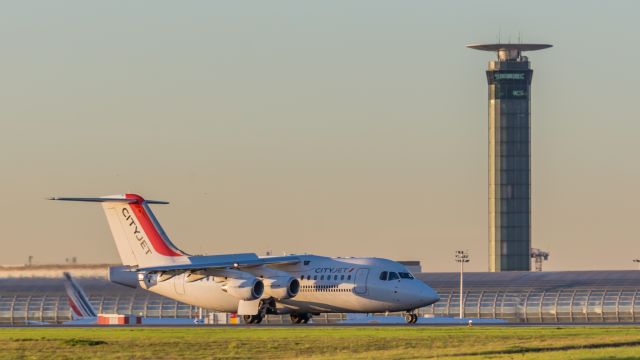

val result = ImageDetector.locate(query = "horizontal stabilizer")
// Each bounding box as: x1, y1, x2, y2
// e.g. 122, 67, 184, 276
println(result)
49, 197, 169, 204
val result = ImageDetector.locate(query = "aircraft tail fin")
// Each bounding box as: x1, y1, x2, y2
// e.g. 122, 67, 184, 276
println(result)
50, 194, 188, 267
63, 272, 97, 320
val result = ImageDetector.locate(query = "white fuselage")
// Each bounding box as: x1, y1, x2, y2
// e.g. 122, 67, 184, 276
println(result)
139, 255, 439, 314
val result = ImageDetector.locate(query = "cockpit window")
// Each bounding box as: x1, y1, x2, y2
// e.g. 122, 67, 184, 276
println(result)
379, 271, 388, 281
399, 272, 414, 280
388, 272, 399, 281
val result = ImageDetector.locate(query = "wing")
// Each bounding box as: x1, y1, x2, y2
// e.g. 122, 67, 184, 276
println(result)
137, 254, 300, 273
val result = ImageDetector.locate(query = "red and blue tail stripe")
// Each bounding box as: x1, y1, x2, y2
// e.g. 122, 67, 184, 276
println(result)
63, 272, 97, 319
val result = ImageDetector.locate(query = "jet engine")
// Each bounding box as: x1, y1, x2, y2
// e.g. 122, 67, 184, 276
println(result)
262, 276, 299, 300
240, 266, 300, 300
221, 277, 264, 301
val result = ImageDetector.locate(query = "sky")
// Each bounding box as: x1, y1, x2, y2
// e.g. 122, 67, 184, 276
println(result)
1, 1, 639, 272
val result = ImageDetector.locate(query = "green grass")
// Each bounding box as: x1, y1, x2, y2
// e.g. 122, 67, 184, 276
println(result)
2, 326, 640, 359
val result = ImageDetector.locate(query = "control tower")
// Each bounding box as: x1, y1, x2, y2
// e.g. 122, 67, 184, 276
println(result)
467, 43, 552, 272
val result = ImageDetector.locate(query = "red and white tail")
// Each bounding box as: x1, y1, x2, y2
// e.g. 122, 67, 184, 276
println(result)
63, 272, 97, 320
51, 194, 188, 267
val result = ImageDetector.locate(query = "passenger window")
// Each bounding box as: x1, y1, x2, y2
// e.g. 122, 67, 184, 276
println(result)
347, 275, 352, 280
313, 275, 317, 280
334, 275, 338, 280
300, 275, 304, 280
341, 275, 345, 280
379, 271, 388, 281
388, 272, 399, 281
320, 275, 324, 280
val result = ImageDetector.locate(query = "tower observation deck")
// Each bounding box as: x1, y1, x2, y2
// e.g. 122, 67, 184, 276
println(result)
467, 43, 552, 272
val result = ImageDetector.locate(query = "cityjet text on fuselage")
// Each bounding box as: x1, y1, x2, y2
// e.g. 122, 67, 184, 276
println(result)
313, 267, 355, 274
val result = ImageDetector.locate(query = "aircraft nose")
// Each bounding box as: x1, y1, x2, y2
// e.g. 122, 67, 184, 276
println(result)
418, 285, 440, 307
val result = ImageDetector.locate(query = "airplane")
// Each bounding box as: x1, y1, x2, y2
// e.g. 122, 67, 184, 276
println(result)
60, 272, 199, 325
25, 272, 99, 325
50, 194, 440, 324
63, 271, 99, 324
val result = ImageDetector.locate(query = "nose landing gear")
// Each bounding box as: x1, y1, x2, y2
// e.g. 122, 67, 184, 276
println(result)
404, 312, 418, 324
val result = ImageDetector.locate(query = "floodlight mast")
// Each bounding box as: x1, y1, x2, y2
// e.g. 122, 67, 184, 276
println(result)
455, 250, 470, 319
531, 248, 550, 272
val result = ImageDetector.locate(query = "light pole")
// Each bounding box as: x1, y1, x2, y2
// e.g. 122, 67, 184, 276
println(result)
455, 250, 470, 319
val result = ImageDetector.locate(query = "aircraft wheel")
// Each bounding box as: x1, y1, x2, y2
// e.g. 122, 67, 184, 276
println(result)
404, 313, 415, 324
290, 314, 300, 324
411, 314, 418, 324
404, 313, 412, 324
301, 314, 311, 324
243, 315, 263, 324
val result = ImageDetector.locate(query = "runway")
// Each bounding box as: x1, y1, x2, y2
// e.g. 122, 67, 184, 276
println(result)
5, 322, 640, 329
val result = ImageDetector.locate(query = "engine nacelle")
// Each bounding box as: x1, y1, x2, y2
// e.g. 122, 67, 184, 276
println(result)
240, 266, 300, 300
221, 277, 264, 301
262, 276, 300, 300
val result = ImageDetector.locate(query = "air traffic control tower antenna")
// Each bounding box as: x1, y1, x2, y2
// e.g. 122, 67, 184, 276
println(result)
467, 43, 552, 272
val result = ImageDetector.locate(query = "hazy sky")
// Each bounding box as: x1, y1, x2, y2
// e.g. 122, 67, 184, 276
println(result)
1, 1, 639, 272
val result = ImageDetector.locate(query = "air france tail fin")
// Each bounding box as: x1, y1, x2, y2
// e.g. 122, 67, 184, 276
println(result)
63, 272, 97, 320
50, 194, 189, 267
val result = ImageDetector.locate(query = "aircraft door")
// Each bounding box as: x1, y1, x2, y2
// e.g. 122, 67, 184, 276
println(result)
174, 273, 185, 295
354, 268, 369, 295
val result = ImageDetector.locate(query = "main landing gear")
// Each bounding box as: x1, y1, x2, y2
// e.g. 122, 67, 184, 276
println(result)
243, 314, 264, 324
243, 298, 277, 324
404, 313, 418, 324
290, 313, 312, 324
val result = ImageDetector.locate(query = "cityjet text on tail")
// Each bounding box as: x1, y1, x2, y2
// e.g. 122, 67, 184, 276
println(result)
50, 194, 439, 324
